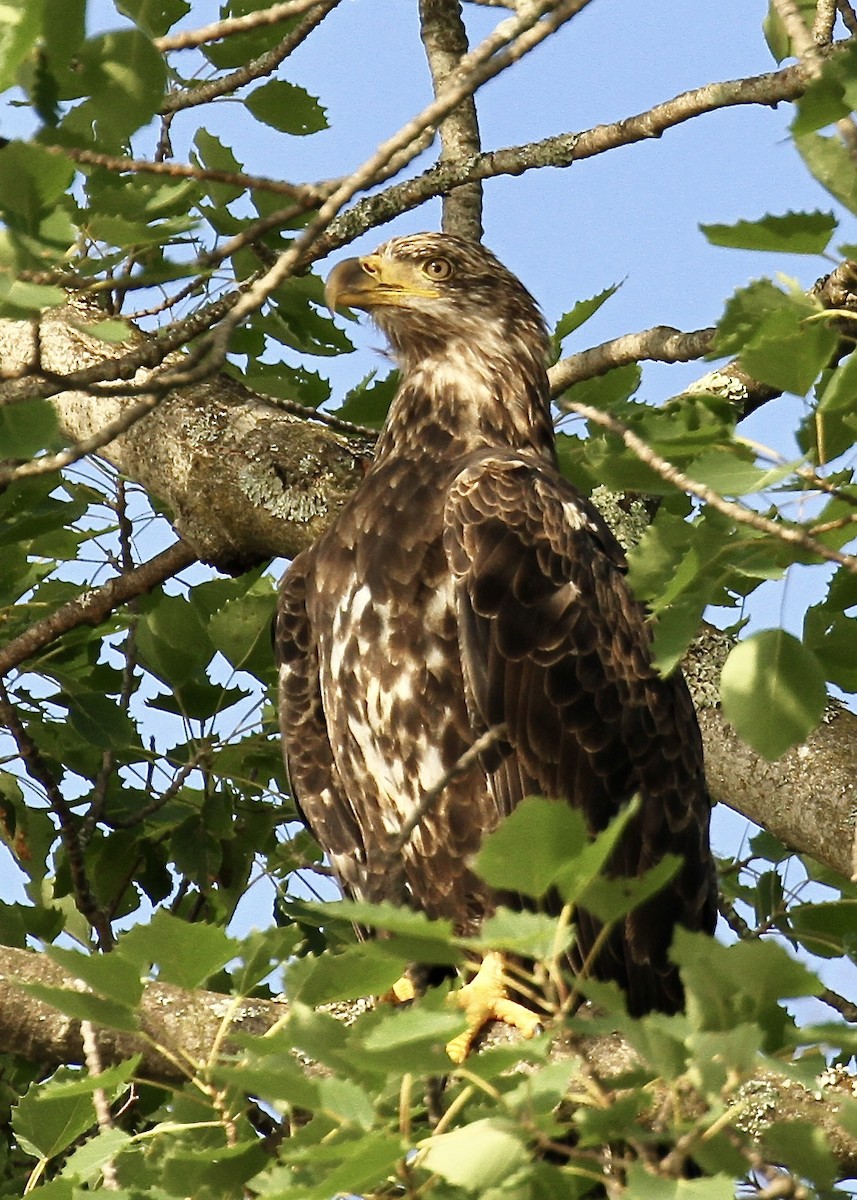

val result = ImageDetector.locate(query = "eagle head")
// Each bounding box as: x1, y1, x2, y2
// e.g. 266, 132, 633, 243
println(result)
324, 233, 549, 368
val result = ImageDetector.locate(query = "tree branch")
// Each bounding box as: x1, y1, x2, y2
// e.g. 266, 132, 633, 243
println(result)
0, 540, 197, 679
0, 305, 364, 571
548, 326, 716, 392
160, 0, 343, 114
154, 0, 323, 53
419, 0, 484, 240
320, 55, 823, 253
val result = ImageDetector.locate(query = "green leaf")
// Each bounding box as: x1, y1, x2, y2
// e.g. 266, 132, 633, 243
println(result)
245, 79, 328, 135
46, 946, 143, 1006
762, 1121, 838, 1191
66, 690, 137, 752
13, 1067, 99, 1160
0, 141, 76, 226
579, 855, 681, 925
557, 362, 641, 413
161, 1140, 268, 1199
303, 1131, 404, 1200
59, 31, 166, 149
720, 629, 827, 759
207, 581, 277, 676
686, 450, 801, 495
716, 279, 838, 396
553, 282, 621, 345
787, 900, 857, 958
317, 1076, 375, 1129
60, 1127, 132, 1184
20, 984, 140, 1033
475, 798, 590, 898
116, 0, 191, 38
0, 0, 45, 92
0, 398, 59, 457
331, 370, 397, 428
286, 945, 405, 1007
673, 927, 822, 1047
624, 1164, 735, 1199
795, 130, 857, 216
468, 908, 572, 958
118, 910, 235, 988
700, 211, 836, 254
817, 346, 857, 414
418, 1118, 529, 1191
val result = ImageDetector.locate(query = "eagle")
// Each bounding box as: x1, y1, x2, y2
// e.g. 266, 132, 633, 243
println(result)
276, 232, 716, 1055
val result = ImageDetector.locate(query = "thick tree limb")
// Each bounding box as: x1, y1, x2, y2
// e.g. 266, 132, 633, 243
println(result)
1, 942, 856, 1175
0, 306, 365, 572
699, 705, 857, 882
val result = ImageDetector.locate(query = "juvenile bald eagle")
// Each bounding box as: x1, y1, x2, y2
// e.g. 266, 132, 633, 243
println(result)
276, 233, 716, 1047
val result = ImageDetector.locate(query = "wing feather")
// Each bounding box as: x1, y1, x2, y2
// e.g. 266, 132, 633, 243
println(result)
275, 552, 367, 898
444, 450, 716, 1013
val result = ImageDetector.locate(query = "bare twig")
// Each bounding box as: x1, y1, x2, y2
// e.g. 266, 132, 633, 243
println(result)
548, 326, 715, 393
154, 0, 322, 52
837, 0, 857, 36
419, 0, 484, 240
384, 724, 507, 866
203, 0, 595, 373
0, 540, 197, 678
0, 682, 114, 950
322, 56, 818, 254
46, 144, 334, 205
162, 0, 342, 114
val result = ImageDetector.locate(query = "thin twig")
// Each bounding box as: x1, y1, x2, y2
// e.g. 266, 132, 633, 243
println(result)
0, 540, 196, 677
162, 0, 342, 114
321, 56, 818, 255
79, 1002, 120, 1189
201, 0, 595, 374
560, 396, 857, 573
837, 0, 857, 37
154, 0, 322, 52
383, 724, 507, 867
46, 144, 334, 204
0, 681, 114, 950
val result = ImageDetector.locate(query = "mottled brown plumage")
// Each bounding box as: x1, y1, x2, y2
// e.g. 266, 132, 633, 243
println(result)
276, 233, 716, 1016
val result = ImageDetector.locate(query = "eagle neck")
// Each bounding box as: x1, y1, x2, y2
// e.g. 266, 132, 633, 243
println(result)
373, 336, 556, 465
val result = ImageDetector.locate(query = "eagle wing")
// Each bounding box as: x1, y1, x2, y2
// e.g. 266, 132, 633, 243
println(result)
443, 450, 716, 1014
276, 552, 368, 899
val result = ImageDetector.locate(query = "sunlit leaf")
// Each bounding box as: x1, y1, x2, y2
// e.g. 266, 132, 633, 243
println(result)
700, 211, 835, 254
720, 629, 827, 758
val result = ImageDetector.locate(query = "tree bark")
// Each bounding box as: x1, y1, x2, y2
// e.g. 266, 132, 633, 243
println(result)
0, 306, 365, 573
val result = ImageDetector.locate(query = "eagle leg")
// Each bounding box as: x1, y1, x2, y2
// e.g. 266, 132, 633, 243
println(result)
445, 951, 542, 1063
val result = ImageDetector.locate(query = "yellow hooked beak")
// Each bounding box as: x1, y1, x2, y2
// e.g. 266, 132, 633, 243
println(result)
324, 254, 441, 313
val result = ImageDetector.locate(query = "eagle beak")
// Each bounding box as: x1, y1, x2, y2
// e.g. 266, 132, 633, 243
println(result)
324, 254, 438, 313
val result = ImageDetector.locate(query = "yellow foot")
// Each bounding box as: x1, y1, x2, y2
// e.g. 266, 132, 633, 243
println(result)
445, 952, 542, 1063
384, 975, 417, 1004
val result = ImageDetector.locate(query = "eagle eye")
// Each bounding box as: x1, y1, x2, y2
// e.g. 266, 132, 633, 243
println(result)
422, 257, 452, 281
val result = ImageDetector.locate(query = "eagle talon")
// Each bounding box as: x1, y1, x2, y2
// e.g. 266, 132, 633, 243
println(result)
383, 975, 417, 1005
445, 951, 542, 1063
